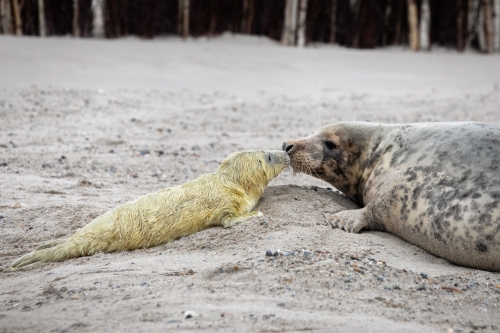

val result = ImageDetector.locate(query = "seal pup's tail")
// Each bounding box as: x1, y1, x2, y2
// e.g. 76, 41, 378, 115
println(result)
10, 238, 91, 268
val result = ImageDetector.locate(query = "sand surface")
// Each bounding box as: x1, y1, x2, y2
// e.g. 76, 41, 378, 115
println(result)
1, 35, 500, 333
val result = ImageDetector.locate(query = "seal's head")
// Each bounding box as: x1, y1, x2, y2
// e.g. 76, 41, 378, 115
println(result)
218, 150, 289, 191
282, 123, 379, 202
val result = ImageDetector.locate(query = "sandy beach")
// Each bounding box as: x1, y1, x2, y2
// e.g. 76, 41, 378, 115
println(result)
1, 35, 499, 332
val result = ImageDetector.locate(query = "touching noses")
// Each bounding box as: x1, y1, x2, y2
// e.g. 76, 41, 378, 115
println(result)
282, 142, 296, 154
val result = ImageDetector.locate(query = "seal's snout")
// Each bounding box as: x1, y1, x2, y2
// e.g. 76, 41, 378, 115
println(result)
282, 142, 296, 154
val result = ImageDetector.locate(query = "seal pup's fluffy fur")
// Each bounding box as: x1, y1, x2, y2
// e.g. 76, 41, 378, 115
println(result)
11, 150, 288, 268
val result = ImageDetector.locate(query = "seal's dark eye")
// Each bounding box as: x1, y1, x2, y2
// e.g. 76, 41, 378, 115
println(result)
268, 155, 271, 162
324, 141, 336, 150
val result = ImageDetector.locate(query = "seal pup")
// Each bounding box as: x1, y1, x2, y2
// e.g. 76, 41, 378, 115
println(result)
11, 150, 289, 268
283, 122, 500, 271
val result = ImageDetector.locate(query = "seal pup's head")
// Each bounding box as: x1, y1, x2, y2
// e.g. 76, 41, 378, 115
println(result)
218, 150, 289, 192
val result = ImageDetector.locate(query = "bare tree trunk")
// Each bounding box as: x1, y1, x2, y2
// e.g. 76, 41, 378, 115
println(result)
297, 0, 307, 47
5, 0, 11, 34
290, 0, 298, 45
458, 0, 465, 51
12, 0, 23, 36
352, 0, 362, 48
92, 0, 104, 37
209, 13, 216, 36
183, 0, 189, 39
282, 0, 298, 46
177, 0, 183, 35
468, 0, 479, 49
241, 0, 248, 32
245, 0, 254, 34
383, 2, 391, 45
495, 0, 500, 50
73, 0, 80, 37
0, 0, 6, 34
478, 1, 487, 51
329, 0, 337, 43
282, 0, 291, 45
483, 0, 494, 52
419, 0, 430, 50
37, 0, 45, 37
394, 0, 403, 44
282, 0, 291, 44
407, 0, 419, 50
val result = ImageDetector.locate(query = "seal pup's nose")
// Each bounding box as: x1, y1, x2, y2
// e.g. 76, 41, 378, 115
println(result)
282, 142, 295, 154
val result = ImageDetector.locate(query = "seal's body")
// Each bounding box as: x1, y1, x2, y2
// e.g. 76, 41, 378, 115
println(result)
284, 122, 500, 271
11, 150, 289, 268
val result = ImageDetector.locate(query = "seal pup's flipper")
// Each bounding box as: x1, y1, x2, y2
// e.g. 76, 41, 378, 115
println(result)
222, 211, 263, 228
10, 240, 88, 268
35, 239, 68, 251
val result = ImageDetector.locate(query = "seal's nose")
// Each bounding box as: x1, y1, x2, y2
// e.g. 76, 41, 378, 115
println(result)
282, 142, 296, 154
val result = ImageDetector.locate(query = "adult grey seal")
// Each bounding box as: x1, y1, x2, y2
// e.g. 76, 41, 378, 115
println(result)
283, 122, 500, 271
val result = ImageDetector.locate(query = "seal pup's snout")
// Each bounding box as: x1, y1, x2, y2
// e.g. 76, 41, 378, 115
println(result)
282, 142, 296, 154
267, 150, 290, 166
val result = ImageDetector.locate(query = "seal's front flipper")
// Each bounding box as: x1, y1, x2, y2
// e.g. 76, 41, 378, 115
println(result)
329, 209, 369, 233
222, 211, 263, 228
330, 206, 386, 233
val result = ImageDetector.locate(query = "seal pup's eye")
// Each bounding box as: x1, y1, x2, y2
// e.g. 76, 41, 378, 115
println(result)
268, 155, 271, 162
324, 141, 336, 150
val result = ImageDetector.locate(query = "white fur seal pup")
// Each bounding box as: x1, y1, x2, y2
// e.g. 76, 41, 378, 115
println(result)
11, 150, 289, 268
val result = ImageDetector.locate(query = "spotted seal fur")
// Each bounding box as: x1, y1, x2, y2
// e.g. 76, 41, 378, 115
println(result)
283, 122, 500, 271
11, 150, 289, 268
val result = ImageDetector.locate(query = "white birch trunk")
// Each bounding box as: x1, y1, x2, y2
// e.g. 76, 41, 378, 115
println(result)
38, 0, 46, 37
12, 0, 22, 36
73, 0, 80, 37
183, 0, 189, 39
407, 0, 419, 50
330, 0, 337, 44
281, 0, 298, 46
297, 0, 307, 47
419, 0, 430, 50
92, 0, 104, 37
495, 0, 500, 50
408, 0, 419, 51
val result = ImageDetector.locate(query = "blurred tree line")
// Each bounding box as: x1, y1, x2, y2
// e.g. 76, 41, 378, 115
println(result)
0, 0, 498, 53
